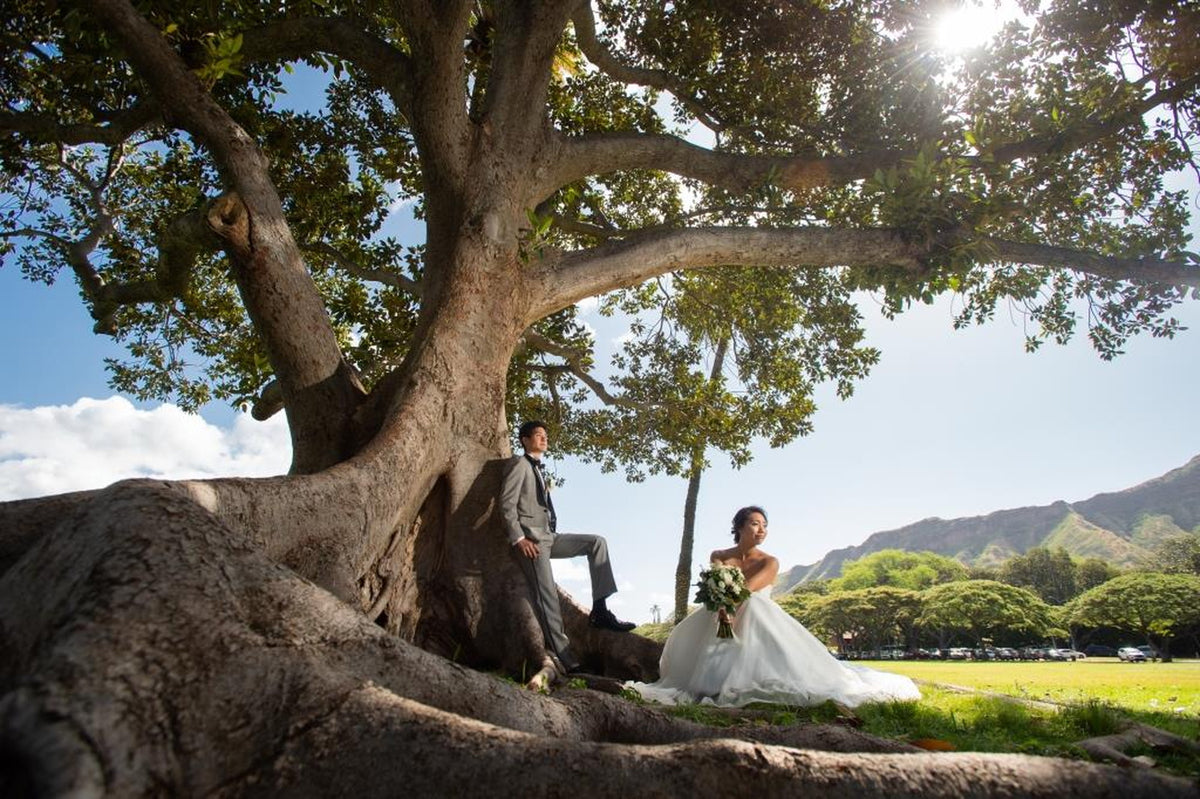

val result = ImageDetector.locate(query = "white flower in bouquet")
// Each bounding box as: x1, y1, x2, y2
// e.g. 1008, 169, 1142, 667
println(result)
693, 563, 750, 638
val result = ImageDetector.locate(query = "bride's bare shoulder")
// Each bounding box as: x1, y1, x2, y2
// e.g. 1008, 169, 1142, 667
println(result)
755, 551, 780, 571
709, 547, 733, 563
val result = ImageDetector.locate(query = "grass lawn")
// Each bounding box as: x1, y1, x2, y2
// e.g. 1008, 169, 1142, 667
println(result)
865, 658, 1200, 718
643, 658, 1200, 776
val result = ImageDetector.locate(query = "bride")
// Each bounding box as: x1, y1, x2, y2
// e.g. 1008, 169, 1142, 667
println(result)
628, 506, 920, 708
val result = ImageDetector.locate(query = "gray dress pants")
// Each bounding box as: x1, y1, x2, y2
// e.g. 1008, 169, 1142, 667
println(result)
516, 531, 617, 668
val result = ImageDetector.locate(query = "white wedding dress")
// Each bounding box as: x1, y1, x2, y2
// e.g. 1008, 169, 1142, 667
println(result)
628, 590, 920, 708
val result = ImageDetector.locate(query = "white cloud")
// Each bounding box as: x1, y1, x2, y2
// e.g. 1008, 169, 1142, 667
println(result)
548, 558, 590, 584
575, 296, 600, 315
386, 192, 417, 216
612, 327, 636, 347
0, 397, 291, 501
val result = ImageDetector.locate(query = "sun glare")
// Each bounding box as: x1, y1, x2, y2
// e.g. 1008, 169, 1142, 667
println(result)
933, 4, 1009, 53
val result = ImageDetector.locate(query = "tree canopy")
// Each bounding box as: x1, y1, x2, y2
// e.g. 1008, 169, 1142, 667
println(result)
918, 579, 1053, 646
3, 0, 1198, 448
1144, 532, 1200, 576
1068, 571, 1200, 661
803, 585, 923, 652
830, 549, 969, 591
997, 546, 1077, 603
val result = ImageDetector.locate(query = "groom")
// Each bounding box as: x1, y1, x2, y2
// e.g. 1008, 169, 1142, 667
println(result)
500, 420, 634, 673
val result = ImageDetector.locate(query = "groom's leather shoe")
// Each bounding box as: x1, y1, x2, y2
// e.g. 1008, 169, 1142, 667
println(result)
589, 608, 636, 632
553, 649, 583, 675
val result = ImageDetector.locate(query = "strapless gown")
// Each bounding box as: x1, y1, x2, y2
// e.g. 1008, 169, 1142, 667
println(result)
628, 590, 921, 707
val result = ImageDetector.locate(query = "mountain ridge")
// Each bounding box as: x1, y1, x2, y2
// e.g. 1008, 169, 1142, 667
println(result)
776, 454, 1200, 592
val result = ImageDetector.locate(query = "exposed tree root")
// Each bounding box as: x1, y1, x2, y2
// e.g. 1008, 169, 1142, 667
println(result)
0, 489, 98, 576
1076, 723, 1200, 769
205, 691, 1200, 798
1, 481, 1196, 797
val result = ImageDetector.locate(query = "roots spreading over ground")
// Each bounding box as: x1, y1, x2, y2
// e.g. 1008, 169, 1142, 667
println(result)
0, 481, 1196, 797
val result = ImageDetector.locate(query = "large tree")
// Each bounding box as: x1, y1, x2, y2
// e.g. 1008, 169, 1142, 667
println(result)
1144, 532, 1200, 575
997, 545, 1078, 604
917, 579, 1053, 647
3, 0, 1200, 795
1068, 572, 1200, 661
520, 266, 876, 624
803, 585, 923, 654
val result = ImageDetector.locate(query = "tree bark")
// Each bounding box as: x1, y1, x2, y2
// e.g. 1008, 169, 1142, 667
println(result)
673, 337, 729, 623
88, 0, 367, 474
675, 464, 704, 624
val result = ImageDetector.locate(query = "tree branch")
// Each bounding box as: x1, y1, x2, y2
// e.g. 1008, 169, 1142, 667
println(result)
87, 0, 367, 473
985, 72, 1200, 164
301, 241, 422, 295
386, 0, 474, 194
980, 237, 1200, 288
532, 226, 924, 321
237, 17, 415, 114
534, 224, 1200, 324
548, 211, 619, 241
0, 104, 161, 147
545, 131, 900, 198
521, 329, 633, 408
482, 0, 579, 140
85, 202, 224, 335
570, 3, 727, 134
545, 73, 1200, 199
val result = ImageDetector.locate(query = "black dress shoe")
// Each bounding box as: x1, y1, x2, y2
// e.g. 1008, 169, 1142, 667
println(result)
589, 608, 636, 632
554, 650, 582, 674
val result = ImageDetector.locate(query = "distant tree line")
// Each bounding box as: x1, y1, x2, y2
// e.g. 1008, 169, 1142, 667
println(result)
775, 535, 1200, 662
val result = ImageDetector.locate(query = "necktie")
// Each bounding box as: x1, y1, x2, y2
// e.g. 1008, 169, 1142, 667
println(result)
529, 457, 557, 534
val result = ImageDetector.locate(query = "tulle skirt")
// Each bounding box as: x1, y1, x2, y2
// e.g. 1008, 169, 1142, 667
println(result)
627, 592, 921, 708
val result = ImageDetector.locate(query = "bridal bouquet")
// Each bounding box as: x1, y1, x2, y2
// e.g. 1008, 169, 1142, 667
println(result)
694, 564, 750, 638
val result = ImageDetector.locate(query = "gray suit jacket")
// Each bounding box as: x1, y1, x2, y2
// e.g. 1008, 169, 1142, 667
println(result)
499, 454, 551, 545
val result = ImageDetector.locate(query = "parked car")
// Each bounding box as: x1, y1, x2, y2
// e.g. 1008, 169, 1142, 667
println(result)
1083, 644, 1117, 657
1138, 645, 1159, 660
1118, 647, 1147, 662
995, 647, 1020, 661
1043, 648, 1077, 661
1058, 649, 1086, 660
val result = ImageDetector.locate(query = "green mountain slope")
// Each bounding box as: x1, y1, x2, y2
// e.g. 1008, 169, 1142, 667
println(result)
776, 454, 1200, 592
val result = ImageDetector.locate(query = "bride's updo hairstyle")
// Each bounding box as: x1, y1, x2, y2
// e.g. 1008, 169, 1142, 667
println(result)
731, 505, 767, 542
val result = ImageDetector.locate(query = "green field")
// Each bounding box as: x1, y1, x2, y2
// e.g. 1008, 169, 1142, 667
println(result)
862, 658, 1200, 717
843, 658, 1200, 772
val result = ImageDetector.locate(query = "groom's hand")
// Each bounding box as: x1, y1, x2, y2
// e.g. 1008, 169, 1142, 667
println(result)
514, 538, 539, 559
